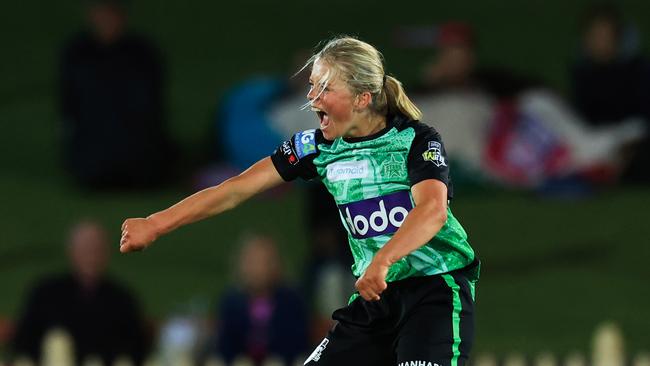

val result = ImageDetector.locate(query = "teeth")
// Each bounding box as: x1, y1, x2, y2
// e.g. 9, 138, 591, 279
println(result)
311, 107, 322, 112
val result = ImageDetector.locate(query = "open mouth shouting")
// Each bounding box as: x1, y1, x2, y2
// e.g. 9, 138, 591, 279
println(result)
312, 107, 330, 131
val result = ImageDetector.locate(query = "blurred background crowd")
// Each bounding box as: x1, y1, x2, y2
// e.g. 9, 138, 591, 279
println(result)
1, 0, 649, 365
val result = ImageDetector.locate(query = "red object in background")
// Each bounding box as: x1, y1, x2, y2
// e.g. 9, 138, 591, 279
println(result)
392, 21, 475, 49
0, 316, 14, 346
579, 164, 619, 184
437, 21, 475, 47
485, 100, 571, 187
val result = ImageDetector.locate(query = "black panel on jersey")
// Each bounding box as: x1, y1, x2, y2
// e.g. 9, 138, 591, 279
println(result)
399, 119, 454, 199
271, 129, 327, 182
271, 115, 454, 200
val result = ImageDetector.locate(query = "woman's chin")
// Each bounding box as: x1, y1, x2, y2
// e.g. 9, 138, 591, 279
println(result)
321, 129, 337, 140
320, 120, 346, 140
319, 122, 335, 140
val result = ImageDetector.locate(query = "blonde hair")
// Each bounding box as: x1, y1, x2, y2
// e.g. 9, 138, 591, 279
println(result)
299, 36, 422, 121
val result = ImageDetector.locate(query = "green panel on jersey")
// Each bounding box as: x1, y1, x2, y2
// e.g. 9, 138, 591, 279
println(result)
312, 126, 475, 282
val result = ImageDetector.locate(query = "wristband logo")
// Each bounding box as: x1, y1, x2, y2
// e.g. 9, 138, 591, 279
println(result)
338, 191, 413, 239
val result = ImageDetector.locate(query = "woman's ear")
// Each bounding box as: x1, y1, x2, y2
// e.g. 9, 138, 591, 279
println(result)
354, 91, 373, 110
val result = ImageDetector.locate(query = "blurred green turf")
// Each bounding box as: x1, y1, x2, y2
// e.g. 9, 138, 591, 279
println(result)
2, 166, 649, 356
2, 0, 650, 358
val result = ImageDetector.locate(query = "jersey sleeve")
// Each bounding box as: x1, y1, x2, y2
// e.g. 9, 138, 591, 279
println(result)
271, 129, 320, 181
407, 123, 451, 188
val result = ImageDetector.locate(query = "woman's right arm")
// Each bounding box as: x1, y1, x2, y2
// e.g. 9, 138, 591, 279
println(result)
119, 157, 284, 253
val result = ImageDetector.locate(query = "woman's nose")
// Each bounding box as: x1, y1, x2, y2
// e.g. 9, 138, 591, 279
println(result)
306, 86, 316, 100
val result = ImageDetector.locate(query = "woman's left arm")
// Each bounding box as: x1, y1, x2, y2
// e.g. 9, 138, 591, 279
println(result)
355, 179, 448, 301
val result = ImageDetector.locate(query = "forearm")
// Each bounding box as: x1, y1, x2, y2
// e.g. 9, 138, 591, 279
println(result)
147, 178, 244, 235
373, 204, 447, 266
119, 158, 283, 254
146, 157, 282, 236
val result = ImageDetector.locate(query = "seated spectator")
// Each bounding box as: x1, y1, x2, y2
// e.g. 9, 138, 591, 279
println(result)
213, 234, 308, 366
11, 220, 149, 365
571, 4, 650, 126
60, 0, 175, 189
216, 49, 314, 170
416, 21, 536, 98
570, 4, 650, 183
408, 21, 645, 189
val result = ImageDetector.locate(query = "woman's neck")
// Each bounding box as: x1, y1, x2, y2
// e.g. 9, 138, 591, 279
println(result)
346, 113, 387, 138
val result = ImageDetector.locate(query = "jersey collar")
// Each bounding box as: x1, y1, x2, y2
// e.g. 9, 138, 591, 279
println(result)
342, 113, 409, 143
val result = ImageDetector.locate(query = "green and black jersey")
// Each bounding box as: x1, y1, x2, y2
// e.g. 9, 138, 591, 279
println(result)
271, 114, 476, 282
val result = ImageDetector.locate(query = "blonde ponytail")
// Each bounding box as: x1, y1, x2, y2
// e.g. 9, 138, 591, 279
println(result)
383, 75, 422, 121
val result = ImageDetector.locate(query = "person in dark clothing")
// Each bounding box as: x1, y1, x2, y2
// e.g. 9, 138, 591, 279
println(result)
302, 183, 354, 340
11, 220, 149, 365
416, 21, 539, 98
570, 4, 650, 182
61, 0, 174, 189
215, 234, 308, 366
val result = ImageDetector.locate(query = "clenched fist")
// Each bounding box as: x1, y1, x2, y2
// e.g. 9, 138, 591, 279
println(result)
120, 218, 159, 253
355, 258, 389, 301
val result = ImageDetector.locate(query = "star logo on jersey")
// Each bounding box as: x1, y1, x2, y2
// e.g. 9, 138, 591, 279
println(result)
422, 141, 447, 167
381, 154, 406, 179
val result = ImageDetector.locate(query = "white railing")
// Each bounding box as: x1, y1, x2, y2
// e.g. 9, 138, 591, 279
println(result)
472, 322, 650, 366
4, 322, 649, 366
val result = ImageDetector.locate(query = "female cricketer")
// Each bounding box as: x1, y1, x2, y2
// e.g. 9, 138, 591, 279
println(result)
120, 36, 479, 366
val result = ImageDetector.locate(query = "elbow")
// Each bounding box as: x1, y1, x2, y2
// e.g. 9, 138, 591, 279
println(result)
431, 210, 447, 230
424, 209, 447, 241
423, 204, 447, 229
438, 207, 448, 223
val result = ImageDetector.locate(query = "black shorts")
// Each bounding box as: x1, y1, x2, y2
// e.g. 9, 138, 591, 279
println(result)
304, 262, 478, 366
